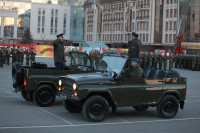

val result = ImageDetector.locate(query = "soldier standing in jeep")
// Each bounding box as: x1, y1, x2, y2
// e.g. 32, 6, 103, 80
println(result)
53, 33, 65, 70
128, 32, 142, 68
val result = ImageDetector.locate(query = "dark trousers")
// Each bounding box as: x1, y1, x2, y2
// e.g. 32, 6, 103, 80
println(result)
55, 62, 63, 70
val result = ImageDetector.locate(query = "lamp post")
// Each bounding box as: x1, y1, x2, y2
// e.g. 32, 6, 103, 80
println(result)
40, 34, 45, 45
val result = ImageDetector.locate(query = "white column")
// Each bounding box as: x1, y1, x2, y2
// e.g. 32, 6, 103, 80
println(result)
1, 16, 4, 38
14, 16, 17, 38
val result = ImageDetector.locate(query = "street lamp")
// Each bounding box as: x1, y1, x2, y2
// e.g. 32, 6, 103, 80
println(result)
40, 33, 45, 45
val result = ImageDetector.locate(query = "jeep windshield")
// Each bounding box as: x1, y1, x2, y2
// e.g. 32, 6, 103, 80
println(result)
68, 52, 92, 68
97, 55, 127, 74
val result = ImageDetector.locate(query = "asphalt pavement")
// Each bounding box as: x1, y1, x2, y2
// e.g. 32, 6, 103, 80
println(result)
0, 57, 200, 133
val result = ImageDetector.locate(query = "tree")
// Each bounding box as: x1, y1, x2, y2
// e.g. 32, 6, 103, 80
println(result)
21, 28, 33, 44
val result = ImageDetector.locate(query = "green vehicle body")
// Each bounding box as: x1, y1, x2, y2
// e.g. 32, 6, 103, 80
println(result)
59, 55, 187, 121
12, 52, 93, 106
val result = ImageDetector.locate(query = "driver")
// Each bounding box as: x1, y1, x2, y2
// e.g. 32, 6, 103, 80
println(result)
130, 58, 143, 78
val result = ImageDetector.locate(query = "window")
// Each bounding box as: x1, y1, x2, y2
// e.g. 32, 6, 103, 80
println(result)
165, 34, 168, 42
166, 10, 169, 18
170, 9, 173, 17
166, 22, 168, 30
174, 21, 176, 30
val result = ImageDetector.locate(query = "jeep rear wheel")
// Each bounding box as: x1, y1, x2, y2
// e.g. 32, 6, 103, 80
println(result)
33, 85, 56, 107
12, 62, 22, 88
21, 90, 33, 101
133, 106, 149, 111
82, 96, 109, 122
156, 95, 179, 118
64, 100, 82, 113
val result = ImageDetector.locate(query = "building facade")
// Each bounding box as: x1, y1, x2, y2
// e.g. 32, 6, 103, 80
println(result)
30, 3, 70, 43
84, 0, 200, 50
0, 0, 71, 44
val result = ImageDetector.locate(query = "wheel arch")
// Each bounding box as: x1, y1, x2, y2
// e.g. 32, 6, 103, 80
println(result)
35, 82, 58, 93
84, 91, 116, 108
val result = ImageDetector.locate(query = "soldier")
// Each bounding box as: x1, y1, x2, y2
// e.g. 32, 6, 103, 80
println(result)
147, 53, 152, 69
5, 46, 11, 65
53, 33, 65, 70
20, 47, 25, 65
11, 45, 17, 64
163, 54, 167, 70
89, 51, 95, 66
152, 53, 157, 69
16, 46, 21, 63
158, 53, 163, 69
0, 47, 3, 68
191, 55, 196, 71
142, 53, 148, 69
129, 58, 144, 78
2, 46, 6, 64
30, 48, 36, 62
25, 47, 31, 66
196, 55, 200, 71
83, 51, 88, 65
169, 53, 174, 70
174, 54, 178, 68
128, 32, 142, 68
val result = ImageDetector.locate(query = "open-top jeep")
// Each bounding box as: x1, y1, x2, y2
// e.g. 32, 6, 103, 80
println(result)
59, 54, 187, 122
12, 52, 93, 107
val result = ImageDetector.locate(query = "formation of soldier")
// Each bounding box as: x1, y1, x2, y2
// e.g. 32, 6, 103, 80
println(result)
0, 45, 36, 68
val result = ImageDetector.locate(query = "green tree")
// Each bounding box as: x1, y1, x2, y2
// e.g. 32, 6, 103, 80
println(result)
21, 28, 33, 44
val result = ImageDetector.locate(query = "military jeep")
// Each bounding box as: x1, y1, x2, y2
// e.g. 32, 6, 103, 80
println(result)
59, 54, 187, 122
12, 52, 93, 107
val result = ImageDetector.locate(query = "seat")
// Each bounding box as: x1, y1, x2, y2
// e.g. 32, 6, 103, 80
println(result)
148, 69, 160, 78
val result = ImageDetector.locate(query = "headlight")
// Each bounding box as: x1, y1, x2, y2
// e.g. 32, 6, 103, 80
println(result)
73, 83, 77, 90
58, 79, 62, 86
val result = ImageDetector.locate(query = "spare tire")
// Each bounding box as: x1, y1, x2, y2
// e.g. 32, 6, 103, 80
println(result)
12, 62, 23, 88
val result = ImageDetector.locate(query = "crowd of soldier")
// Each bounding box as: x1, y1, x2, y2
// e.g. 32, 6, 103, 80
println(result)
88, 49, 200, 71
0, 45, 36, 68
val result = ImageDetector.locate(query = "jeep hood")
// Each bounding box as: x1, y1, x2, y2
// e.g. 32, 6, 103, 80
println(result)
62, 72, 114, 84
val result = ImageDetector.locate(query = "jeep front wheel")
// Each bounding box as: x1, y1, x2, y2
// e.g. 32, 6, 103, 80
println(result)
33, 85, 56, 107
21, 90, 33, 101
64, 100, 82, 113
82, 96, 109, 122
156, 95, 179, 118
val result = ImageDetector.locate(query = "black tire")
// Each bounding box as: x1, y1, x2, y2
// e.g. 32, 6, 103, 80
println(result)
82, 96, 109, 122
156, 95, 179, 118
21, 90, 33, 101
64, 100, 82, 113
12, 62, 22, 88
133, 106, 149, 111
33, 85, 56, 107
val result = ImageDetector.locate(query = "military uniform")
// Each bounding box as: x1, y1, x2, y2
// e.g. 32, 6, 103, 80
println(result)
163, 55, 167, 70
30, 48, 36, 62
11, 46, 17, 64
152, 54, 157, 69
157, 54, 162, 69
25, 48, 31, 66
169, 55, 174, 70
130, 64, 143, 78
20, 48, 25, 65
196, 56, 200, 71
191, 56, 196, 71
16, 47, 21, 63
142, 54, 148, 69
128, 32, 142, 68
5, 47, 11, 65
0, 48, 3, 67
53, 36, 65, 70
147, 54, 152, 68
